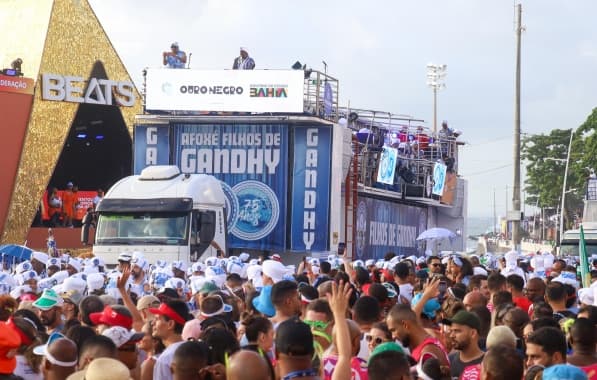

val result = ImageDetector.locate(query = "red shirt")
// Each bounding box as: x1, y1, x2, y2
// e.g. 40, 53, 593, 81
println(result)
513, 296, 532, 313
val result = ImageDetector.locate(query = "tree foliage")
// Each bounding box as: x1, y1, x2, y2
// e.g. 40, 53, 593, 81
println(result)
522, 107, 597, 228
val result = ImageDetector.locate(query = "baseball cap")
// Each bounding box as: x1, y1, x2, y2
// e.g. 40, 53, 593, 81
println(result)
542, 364, 587, 380
148, 302, 189, 326
89, 305, 133, 329
442, 310, 481, 332
66, 357, 132, 380
411, 292, 441, 319
33, 289, 64, 311
0, 321, 21, 374
102, 326, 144, 348
275, 318, 313, 357
137, 295, 160, 311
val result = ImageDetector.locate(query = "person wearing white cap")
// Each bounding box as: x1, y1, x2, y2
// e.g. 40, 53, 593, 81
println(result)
261, 260, 286, 286
232, 47, 255, 70
163, 41, 186, 68
130, 254, 148, 297
31, 251, 49, 276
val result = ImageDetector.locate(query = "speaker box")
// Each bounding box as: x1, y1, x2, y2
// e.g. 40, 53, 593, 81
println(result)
404, 184, 425, 197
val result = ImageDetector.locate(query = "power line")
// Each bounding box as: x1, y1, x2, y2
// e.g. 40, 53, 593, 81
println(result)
462, 163, 513, 177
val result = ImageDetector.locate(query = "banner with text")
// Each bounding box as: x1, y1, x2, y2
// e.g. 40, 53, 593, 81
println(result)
173, 124, 288, 250
133, 125, 171, 174
145, 69, 304, 113
290, 126, 332, 252
355, 196, 427, 260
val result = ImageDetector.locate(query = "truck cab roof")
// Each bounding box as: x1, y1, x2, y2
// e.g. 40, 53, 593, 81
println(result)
104, 165, 226, 206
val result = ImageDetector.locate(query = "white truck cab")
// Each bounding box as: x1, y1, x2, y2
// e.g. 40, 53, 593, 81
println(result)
93, 165, 227, 265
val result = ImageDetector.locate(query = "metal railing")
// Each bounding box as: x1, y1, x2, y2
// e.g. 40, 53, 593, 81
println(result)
303, 70, 339, 122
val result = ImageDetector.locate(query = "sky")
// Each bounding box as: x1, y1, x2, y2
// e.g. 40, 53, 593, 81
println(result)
89, 0, 597, 219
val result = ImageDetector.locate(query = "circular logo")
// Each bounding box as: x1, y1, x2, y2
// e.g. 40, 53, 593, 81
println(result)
230, 181, 279, 241
356, 201, 368, 257
220, 181, 239, 228
161, 82, 173, 95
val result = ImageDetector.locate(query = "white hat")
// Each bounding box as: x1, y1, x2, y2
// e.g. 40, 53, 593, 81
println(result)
205, 266, 226, 288
46, 257, 61, 269
579, 288, 594, 306
248, 259, 259, 266
191, 262, 205, 273
262, 260, 286, 283
552, 271, 579, 288
246, 264, 263, 288
87, 273, 105, 293
164, 277, 185, 290
10, 285, 32, 300
239, 253, 250, 262
205, 257, 218, 267
190, 277, 208, 295
17, 270, 39, 286
63, 277, 87, 294
156, 259, 168, 269
240, 46, 248, 52
172, 260, 188, 273
15, 261, 32, 274
51, 270, 69, 284
117, 252, 132, 263
365, 259, 375, 267
227, 261, 243, 277
353, 260, 364, 268
68, 258, 82, 273
31, 251, 49, 265
309, 258, 320, 267
473, 266, 488, 276
38, 277, 57, 291
102, 326, 144, 348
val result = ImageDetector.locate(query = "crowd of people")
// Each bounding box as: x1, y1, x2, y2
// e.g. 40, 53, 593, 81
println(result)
0, 247, 594, 379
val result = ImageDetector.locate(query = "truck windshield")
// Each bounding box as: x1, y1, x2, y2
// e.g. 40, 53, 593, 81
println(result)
559, 243, 597, 257
96, 212, 189, 245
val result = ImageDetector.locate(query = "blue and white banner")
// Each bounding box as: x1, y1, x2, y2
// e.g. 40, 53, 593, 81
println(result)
133, 125, 170, 174
376, 146, 398, 185
355, 196, 427, 260
290, 126, 332, 252
173, 124, 288, 250
432, 163, 447, 196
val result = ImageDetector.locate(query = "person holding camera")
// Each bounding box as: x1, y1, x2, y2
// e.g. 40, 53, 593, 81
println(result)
163, 42, 187, 69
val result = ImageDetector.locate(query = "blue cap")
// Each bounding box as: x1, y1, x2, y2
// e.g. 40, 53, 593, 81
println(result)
411, 292, 441, 319
542, 364, 587, 380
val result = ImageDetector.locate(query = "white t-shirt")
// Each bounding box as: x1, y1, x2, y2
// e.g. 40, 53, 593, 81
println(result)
398, 283, 414, 303
14, 355, 43, 380
154, 340, 184, 380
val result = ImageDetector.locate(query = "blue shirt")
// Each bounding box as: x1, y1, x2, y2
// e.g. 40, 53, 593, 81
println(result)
166, 51, 186, 68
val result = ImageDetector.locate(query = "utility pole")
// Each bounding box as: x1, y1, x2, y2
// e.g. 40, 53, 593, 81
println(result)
558, 129, 574, 246
493, 189, 497, 235
512, 3, 523, 251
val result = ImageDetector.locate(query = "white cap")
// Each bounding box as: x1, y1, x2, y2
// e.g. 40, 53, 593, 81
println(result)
62, 277, 87, 294
579, 288, 594, 305
191, 262, 205, 273
262, 260, 286, 283
87, 273, 105, 292
31, 251, 49, 265
172, 260, 188, 273
239, 253, 250, 262
68, 258, 82, 273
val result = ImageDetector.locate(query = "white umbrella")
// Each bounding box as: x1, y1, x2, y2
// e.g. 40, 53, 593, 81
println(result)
416, 227, 457, 242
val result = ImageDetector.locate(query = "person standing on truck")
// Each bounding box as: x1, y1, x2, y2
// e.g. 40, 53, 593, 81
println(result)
232, 47, 255, 70
163, 42, 187, 69
62, 182, 77, 228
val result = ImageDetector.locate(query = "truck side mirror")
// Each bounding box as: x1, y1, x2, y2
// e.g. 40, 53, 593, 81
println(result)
198, 211, 215, 244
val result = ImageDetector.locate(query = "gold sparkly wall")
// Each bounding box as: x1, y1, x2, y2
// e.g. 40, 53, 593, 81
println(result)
1, 0, 142, 243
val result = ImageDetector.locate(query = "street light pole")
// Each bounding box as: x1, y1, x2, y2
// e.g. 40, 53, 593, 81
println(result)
426, 63, 447, 134
559, 129, 574, 247
512, 3, 523, 251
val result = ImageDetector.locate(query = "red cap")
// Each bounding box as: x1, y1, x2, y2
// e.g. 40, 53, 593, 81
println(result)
89, 306, 132, 329
148, 303, 186, 326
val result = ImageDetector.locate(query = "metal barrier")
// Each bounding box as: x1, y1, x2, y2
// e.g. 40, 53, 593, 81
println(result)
303, 70, 339, 122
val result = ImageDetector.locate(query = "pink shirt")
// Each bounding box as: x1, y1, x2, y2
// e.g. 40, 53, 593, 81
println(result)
322, 355, 368, 380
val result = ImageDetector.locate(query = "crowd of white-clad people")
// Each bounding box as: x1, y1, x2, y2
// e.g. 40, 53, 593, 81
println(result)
0, 245, 595, 380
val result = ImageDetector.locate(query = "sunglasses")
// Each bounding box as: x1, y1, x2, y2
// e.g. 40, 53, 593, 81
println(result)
365, 334, 385, 345
431, 263, 441, 267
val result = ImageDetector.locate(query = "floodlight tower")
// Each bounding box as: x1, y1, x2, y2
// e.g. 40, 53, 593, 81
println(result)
426, 63, 447, 134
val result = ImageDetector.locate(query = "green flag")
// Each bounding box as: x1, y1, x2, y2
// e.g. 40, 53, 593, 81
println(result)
579, 225, 591, 288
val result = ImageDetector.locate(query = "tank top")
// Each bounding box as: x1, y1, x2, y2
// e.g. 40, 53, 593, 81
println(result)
411, 336, 449, 363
